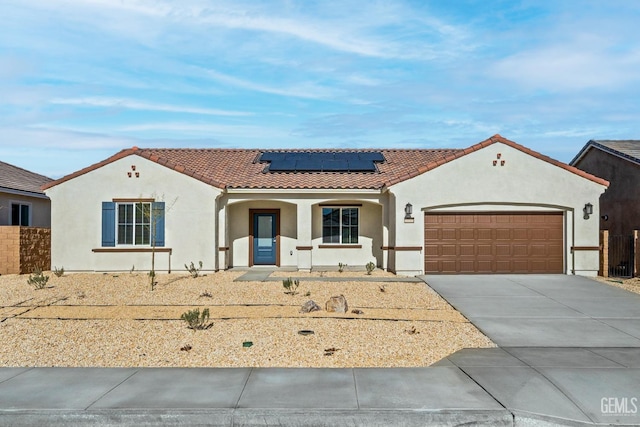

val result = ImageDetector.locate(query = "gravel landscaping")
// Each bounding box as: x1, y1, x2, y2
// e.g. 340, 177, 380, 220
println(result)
595, 276, 640, 295
0, 271, 494, 367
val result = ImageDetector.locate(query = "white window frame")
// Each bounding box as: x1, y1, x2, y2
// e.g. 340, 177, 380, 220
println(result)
10, 201, 31, 226
321, 206, 359, 244
116, 202, 151, 246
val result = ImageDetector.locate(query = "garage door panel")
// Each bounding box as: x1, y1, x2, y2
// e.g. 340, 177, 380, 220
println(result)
477, 229, 492, 240
425, 212, 563, 274
512, 244, 528, 256
513, 229, 528, 240
496, 229, 511, 240
441, 229, 457, 240
495, 244, 511, 256
477, 244, 492, 256
459, 245, 475, 256
459, 229, 475, 239
441, 244, 457, 256
476, 260, 493, 273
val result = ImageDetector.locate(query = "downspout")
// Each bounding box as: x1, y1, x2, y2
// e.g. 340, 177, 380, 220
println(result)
571, 208, 575, 275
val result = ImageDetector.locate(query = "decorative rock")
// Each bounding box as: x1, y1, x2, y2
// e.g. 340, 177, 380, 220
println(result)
299, 300, 321, 313
325, 295, 348, 313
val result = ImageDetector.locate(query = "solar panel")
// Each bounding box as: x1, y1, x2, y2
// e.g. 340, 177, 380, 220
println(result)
322, 160, 350, 171
358, 152, 385, 162
347, 160, 377, 171
259, 151, 384, 172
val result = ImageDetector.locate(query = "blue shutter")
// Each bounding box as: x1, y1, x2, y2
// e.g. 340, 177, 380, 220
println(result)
152, 202, 165, 247
101, 202, 116, 247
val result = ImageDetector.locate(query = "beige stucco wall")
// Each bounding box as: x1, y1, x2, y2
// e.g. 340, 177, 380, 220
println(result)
45, 155, 221, 272
0, 192, 51, 227
389, 142, 607, 276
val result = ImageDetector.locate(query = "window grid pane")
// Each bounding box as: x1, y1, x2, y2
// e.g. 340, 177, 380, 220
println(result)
322, 207, 358, 244
134, 203, 151, 245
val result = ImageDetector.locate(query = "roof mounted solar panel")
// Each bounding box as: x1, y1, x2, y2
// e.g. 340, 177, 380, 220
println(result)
259, 151, 385, 172
322, 160, 350, 171
347, 160, 377, 171
357, 152, 385, 162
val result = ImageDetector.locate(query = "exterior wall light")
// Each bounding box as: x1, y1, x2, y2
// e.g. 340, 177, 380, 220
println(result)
583, 203, 593, 220
404, 203, 413, 219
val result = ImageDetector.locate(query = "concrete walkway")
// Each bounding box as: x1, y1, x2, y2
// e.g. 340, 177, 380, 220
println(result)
0, 274, 639, 426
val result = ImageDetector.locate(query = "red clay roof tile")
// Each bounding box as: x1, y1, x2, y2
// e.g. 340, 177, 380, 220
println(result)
41, 135, 609, 191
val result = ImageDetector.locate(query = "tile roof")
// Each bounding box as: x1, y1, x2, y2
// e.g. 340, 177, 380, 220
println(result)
42, 134, 609, 191
0, 160, 52, 195
571, 140, 640, 167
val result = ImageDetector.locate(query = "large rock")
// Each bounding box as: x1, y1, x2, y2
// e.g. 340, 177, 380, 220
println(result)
325, 295, 348, 313
300, 300, 321, 313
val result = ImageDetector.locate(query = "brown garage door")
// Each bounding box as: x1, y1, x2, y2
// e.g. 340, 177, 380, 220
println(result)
424, 213, 563, 274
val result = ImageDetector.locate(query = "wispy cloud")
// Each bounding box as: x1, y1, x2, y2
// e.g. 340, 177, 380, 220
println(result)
200, 68, 339, 100
50, 97, 252, 116
117, 121, 291, 139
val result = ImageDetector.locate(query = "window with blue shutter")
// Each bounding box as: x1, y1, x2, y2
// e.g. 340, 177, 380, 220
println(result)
101, 202, 116, 247
102, 201, 165, 247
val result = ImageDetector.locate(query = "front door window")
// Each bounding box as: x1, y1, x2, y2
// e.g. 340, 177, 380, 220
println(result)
253, 212, 277, 265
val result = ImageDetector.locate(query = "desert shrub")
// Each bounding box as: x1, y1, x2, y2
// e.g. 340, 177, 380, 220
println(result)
282, 277, 300, 295
365, 262, 375, 275
53, 266, 64, 277
338, 262, 347, 273
185, 261, 203, 278
27, 268, 49, 290
180, 308, 212, 330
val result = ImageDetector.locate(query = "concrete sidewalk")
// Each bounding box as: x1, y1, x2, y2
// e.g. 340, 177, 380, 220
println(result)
1, 274, 639, 426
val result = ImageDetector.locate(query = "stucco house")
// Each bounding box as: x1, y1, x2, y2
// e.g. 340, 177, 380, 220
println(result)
42, 135, 608, 276
570, 140, 640, 236
0, 160, 52, 227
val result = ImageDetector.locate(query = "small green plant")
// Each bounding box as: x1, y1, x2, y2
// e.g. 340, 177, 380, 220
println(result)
180, 308, 212, 330
185, 261, 203, 278
27, 267, 49, 290
53, 266, 64, 277
365, 261, 375, 275
338, 262, 347, 273
282, 277, 300, 295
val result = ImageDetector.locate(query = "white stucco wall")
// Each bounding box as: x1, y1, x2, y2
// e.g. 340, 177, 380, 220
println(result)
45, 155, 221, 272
389, 142, 607, 276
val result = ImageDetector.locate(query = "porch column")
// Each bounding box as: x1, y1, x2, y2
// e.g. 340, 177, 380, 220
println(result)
217, 200, 227, 270
296, 200, 313, 272
381, 198, 389, 271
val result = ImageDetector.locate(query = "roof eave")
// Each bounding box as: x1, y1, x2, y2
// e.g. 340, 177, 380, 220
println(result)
0, 186, 50, 199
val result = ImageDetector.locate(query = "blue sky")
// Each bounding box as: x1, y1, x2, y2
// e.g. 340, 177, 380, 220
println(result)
2, 0, 640, 178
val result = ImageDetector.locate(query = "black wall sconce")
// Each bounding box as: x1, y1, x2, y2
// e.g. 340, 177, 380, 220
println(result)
404, 203, 413, 220
583, 203, 593, 220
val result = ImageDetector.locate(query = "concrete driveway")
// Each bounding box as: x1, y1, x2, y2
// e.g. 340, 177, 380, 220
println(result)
422, 274, 640, 347
423, 274, 640, 425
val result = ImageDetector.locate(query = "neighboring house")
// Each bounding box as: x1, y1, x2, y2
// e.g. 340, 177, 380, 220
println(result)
43, 135, 608, 276
0, 160, 52, 227
570, 140, 640, 236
